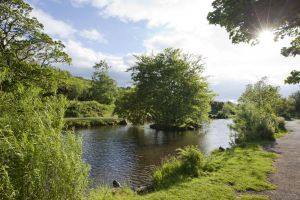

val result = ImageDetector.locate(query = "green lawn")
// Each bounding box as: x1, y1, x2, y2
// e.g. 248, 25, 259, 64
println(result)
87, 144, 277, 200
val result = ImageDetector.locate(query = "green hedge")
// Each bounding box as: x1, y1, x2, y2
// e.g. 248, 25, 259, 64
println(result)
65, 101, 108, 118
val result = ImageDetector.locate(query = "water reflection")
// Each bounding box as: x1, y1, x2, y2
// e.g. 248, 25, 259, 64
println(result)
77, 119, 232, 188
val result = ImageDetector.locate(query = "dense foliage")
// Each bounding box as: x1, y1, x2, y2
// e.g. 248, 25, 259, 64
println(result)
90, 60, 117, 105
285, 70, 300, 84
208, 0, 300, 85
65, 101, 108, 118
0, 88, 89, 200
209, 101, 236, 119
0, 1, 91, 199
114, 87, 150, 124
0, 0, 71, 66
281, 91, 300, 118
208, 0, 300, 57
115, 48, 213, 130
57, 72, 91, 101
231, 78, 284, 142
0, 62, 91, 99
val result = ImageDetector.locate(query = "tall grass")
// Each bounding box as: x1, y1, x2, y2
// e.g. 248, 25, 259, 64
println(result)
153, 146, 211, 189
0, 87, 89, 200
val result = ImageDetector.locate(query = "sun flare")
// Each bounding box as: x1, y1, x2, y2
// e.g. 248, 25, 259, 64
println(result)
258, 30, 274, 43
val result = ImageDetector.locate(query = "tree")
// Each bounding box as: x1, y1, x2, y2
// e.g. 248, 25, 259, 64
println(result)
289, 91, 300, 117
0, 0, 71, 66
285, 70, 300, 84
90, 60, 117, 105
238, 77, 282, 113
207, 0, 300, 84
231, 78, 283, 142
0, 62, 61, 94
115, 48, 213, 130
208, 0, 300, 56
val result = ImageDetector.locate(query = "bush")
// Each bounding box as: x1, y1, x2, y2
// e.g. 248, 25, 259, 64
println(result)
276, 117, 286, 131
231, 78, 284, 143
65, 100, 108, 118
177, 146, 206, 177
231, 103, 278, 143
153, 146, 209, 189
0, 88, 89, 200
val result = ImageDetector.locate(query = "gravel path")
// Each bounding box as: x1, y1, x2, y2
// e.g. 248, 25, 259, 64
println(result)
264, 121, 300, 200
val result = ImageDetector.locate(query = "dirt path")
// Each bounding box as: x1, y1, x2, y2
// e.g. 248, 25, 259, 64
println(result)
264, 121, 300, 200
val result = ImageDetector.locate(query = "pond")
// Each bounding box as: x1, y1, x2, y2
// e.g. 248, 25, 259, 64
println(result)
76, 119, 232, 188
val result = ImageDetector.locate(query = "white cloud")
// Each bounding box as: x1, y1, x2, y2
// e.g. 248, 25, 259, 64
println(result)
64, 39, 129, 71
30, 6, 131, 85
31, 8, 76, 38
71, 0, 300, 99
31, 9, 121, 71
79, 29, 107, 43
33, 0, 300, 99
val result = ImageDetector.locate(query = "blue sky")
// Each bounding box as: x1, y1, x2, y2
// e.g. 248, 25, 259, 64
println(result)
27, 0, 300, 101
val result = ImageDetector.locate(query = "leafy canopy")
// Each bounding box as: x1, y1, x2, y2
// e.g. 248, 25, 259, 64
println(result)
207, 0, 300, 86
0, 0, 71, 66
115, 48, 213, 129
239, 77, 281, 113
208, 0, 300, 56
208, 0, 300, 84
231, 78, 283, 142
285, 70, 300, 84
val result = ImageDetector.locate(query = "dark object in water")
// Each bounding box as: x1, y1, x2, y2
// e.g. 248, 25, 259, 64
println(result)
219, 146, 225, 151
113, 180, 121, 188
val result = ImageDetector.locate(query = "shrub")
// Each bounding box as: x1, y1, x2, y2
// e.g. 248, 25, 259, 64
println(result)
0, 88, 89, 200
231, 103, 278, 143
153, 146, 208, 189
177, 146, 206, 177
65, 100, 108, 118
231, 78, 284, 143
276, 117, 286, 131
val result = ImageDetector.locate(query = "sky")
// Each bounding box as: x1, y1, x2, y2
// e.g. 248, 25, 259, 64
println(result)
26, 0, 300, 101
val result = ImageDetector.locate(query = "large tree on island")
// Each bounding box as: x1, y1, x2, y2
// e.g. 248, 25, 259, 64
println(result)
0, 0, 71, 66
207, 0, 300, 83
114, 48, 213, 130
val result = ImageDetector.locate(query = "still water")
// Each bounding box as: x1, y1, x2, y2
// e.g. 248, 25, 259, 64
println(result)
76, 119, 232, 188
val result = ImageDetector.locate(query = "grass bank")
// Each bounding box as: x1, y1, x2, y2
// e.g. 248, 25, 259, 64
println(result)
86, 143, 278, 200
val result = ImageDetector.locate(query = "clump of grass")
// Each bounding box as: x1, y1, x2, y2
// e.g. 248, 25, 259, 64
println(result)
153, 146, 212, 189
